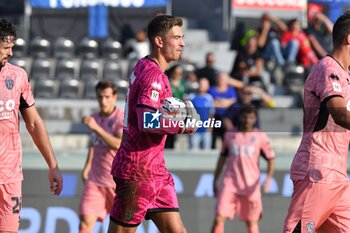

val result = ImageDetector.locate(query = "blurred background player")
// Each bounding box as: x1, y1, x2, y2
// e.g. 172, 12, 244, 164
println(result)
0, 18, 63, 233
108, 15, 198, 233
283, 11, 350, 233
212, 104, 275, 233
79, 80, 123, 233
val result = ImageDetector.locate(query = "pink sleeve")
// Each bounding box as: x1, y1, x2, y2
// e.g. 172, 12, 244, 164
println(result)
260, 133, 275, 160
20, 71, 35, 108
315, 66, 344, 102
138, 71, 169, 110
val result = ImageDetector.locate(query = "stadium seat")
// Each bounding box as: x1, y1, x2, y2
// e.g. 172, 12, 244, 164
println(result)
59, 79, 84, 99
13, 37, 27, 57
9, 57, 30, 73
283, 64, 305, 93
126, 58, 138, 79
30, 58, 54, 80
34, 79, 59, 98
78, 37, 99, 59
102, 38, 122, 59
114, 79, 128, 100
84, 79, 99, 99
30, 36, 51, 58
55, 58, 78, 80
53, 37, 75, 58
80, 58, 101, 81
103, 59, 123, 80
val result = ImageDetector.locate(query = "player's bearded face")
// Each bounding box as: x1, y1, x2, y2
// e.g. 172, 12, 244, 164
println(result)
0, 37, 14, 68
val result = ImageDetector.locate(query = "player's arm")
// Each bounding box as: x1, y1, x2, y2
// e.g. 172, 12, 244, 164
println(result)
82, 146, 93, 182
20, 105, 63, 196
82, 116, 122, 150
213, 147, 228, 197
260, 135, 275, 193
263, 158, 275, 193
326, 96, 350, 130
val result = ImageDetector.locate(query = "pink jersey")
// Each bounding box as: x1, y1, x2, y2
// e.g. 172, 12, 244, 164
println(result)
290, 56, 350, 183
88, 108, 124, 187
221, 128, 275, 195
0, 62, 34, 184
111, 57, 172, 180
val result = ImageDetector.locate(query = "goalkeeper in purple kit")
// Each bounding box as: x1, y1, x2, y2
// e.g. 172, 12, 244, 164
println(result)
107, 15, 199, 233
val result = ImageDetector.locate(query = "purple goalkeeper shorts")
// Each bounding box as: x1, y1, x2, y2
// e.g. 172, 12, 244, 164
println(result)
110, 173, 179, 226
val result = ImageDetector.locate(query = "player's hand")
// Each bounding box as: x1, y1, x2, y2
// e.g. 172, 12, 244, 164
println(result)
82, 116, 98, 131
262, 177, 271, 193
48, 167, 63, 196
183, 100, 200, 134
81, 168, 89, 183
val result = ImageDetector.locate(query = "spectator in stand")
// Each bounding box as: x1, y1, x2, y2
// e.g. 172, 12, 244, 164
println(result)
307, 12, 334, 59
187, 78, 215, 150
196, 52, 219, 87
280, 19, 318, 68
230, 34, 270, 91
208, 72, 237, 149
223, 85, 276, 131
256, 12, 288, 66
167, 64, 186, 100
124, 28, 150, 60
165, 64, 187, 149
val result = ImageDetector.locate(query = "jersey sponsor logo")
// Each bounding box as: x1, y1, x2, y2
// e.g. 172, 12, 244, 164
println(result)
329, 73, 339, 81
151, 90, 159, 101
0, 99, 15, 120
332, 82, 341, 92
5, 77, 14, 90
143, 111, 161, 129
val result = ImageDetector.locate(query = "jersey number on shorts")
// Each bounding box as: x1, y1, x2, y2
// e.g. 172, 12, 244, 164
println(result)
11, 196, 21, 214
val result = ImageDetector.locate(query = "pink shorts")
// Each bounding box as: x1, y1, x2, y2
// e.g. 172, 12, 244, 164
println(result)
216, 176, 262, 221
110, 173, 179, 227
79, 181, 115, 222
0, 182, 21, 232
283, 180, 350, 233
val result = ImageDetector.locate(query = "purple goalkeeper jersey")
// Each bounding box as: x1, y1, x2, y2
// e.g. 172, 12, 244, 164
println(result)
111, 57, 173, 180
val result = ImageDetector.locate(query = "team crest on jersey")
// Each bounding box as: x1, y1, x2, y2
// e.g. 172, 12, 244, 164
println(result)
5, 78, 14, 90
108, 119, 114, 128
250, 136, 256, 143
306, 221, 315, 233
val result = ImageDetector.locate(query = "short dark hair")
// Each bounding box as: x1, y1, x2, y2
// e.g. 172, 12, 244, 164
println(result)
147, 15, 183, 43
0, 19, 16, 43
332, 11, 350, 48
239, 103, 257, 116
95, 80, 117, 95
